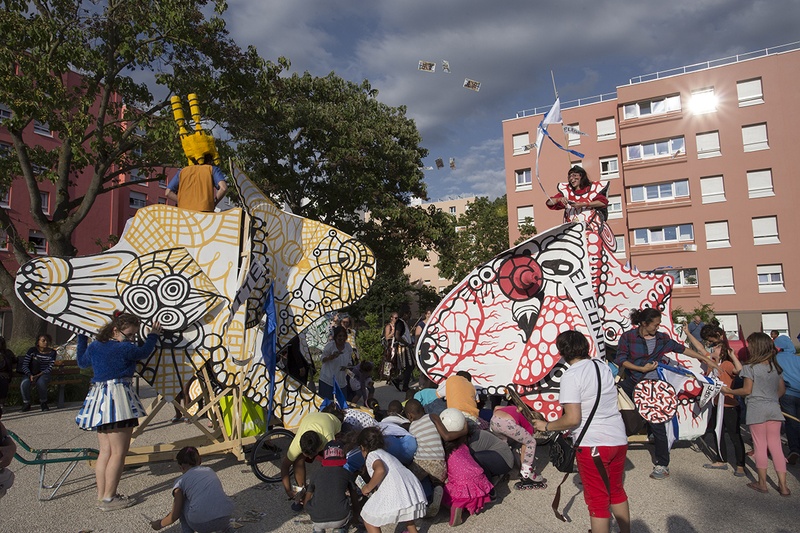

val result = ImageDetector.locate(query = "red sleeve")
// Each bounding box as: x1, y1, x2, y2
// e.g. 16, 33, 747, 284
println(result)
547, 192, 565, 211
592, 193, 609, 206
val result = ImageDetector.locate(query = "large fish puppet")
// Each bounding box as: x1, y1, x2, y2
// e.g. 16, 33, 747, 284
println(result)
416, 215, 714, 432
14, 167, 375, 428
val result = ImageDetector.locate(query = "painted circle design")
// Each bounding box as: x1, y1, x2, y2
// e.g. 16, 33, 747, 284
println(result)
122, 285, 158, 317
497, 255, 543, 301
157, 275, 190, 306
155, 308, 186, 330
634, 379, 678, 424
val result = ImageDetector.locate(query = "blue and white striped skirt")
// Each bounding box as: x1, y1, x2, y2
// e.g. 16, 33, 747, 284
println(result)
75, 378, 146, 431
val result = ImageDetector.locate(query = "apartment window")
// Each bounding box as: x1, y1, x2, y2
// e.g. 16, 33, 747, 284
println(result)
0, 141, 12, 157
709, 267, 734, 295
665, 268, 698, 287
622, 94, 681, 119
607, 195, 622, 219
158, 177, 167, 189
689, 87, 716, 114
629, 179, 689, 203
633, 224, 693, 245
596, 118, 616, 141
449, 206, 456, 215
512, 133, 531, 155
742, 123, 768, 152
716, 314, 740, 340
0, 232, 7, 251
599, 156, 619, 179
705, 221, 730, 249
0, 189, 9, 209
0, 103, 11, 120
762, 313, 789, 336
517, 205, 534, 226
747, 169, 774, 199
752, 216, 779, 245
737, 78, 764, 107
696, 131, 721, 158
28, 230, 47, 255
39, 191, 49, 215
567, 123, 581, 145
614, 235, 626, 254
33, 120, 52, 137
626, 137, 684, 161
423, 280, 431, 285
700, 176, 725, 204
515, 168, 532, 189
158, 197, 167, 204
757, 264, 785, 293
129, 191, 147, 209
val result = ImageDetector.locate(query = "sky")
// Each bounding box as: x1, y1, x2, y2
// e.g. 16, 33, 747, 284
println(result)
222, 0, 800, 202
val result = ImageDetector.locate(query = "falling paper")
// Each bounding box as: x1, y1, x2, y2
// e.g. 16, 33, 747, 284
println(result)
449, 158, 456, 169
419, 166, 434, 171
418, 60, 436, 72
463, 78, 481, 92
435, 158, 444, 169
442, 60, 451, 73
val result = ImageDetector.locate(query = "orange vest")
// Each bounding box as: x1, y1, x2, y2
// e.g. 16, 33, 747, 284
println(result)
176, 165, 215, 212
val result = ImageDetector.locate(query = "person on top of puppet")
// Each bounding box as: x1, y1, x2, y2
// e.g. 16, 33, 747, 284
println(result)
165, 152, 228, 212
545, 165, 608, 223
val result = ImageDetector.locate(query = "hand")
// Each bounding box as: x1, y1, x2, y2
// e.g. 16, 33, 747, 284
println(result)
643, 362, 658, 372
705, 359, 720, 372
150, 519, 162, 530
150, 321, 163, 335
721, 386, 733, 395
533, 419, 548, 432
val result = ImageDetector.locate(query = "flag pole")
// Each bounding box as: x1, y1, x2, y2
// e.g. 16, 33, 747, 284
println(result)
551, 71, 573, 170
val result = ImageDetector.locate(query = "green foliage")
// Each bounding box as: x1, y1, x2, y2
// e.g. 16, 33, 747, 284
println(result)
437, 195, 518, 283
355, 313, 386, 371
514, 218, 538, 245
0, 0, 274, 345
671, 303, 717, 326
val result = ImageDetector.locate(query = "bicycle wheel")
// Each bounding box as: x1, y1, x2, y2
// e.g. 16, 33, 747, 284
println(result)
250, 428, 295, 483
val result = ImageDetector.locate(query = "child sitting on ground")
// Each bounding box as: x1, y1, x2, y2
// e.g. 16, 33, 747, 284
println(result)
490, 405, 546, 490
439, 408, 494, 527
358, 427, 427, 533
304, 441, 358, 533
150, 446, 234, 533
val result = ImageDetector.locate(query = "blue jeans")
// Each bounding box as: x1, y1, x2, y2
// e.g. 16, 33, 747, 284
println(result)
780, 394, 800, 455
20, 375, 50, 404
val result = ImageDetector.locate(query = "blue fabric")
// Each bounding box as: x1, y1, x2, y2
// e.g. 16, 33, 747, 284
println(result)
413, 388, 439, 406
20, 374, 50, 403
773, 335, 796, 355
539, 121, 585, 159
21, 348, 56, 375
77, 333, 158, 382
332, 380, 348, 410
344, 435, 416, 473
261, 284, 278, 422
780, 394, 800, 455
777, 352, 800, 397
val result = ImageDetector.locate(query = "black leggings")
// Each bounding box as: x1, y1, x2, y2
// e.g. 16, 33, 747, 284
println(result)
702, 404, 746, 467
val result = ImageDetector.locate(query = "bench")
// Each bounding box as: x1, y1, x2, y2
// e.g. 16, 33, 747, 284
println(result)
49, 360, 87, 408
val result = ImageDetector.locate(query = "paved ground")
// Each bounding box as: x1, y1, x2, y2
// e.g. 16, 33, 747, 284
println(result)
2, 382, 800, 533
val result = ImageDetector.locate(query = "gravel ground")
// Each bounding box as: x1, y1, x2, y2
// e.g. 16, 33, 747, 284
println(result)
2, 382, 799, 533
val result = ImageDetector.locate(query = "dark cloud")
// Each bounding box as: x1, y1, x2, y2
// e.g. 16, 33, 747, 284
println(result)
224, 0, 800, 199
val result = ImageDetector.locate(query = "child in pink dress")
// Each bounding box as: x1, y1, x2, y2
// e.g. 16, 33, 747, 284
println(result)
442, 431, 494, 526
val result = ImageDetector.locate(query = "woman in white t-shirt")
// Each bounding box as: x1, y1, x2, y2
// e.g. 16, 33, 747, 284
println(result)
319, 326, 353, 400
533, 330, 629, 533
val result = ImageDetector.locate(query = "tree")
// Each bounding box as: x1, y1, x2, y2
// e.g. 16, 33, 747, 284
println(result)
0, 0, 274, 345
226, 71, 454, 314
437, 195, 535, 285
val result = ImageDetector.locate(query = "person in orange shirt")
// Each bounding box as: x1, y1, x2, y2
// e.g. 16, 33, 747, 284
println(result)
165, 153, 228, 212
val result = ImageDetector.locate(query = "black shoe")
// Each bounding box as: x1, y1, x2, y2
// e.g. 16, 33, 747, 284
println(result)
21, 403, 31, 412
391, 379, 402, 392
40, 403, 49, 412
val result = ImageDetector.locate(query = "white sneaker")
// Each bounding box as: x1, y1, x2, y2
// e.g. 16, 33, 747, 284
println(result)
98, 494, 135, 511
650, 465, 670, 480
426, 485, 443, 517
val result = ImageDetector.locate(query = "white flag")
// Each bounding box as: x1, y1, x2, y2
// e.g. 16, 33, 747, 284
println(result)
535, 98, 562, 179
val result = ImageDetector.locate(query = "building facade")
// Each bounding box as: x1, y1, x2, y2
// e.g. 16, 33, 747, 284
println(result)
405, 195, 475, 296
503, 44, 800, 340
0, 87, 177, 339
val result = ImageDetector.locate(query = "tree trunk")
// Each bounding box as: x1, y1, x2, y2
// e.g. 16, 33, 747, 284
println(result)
6, 294, 46, 353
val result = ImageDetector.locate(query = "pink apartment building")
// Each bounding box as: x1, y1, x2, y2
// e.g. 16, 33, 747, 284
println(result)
503, 44, 800, 340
